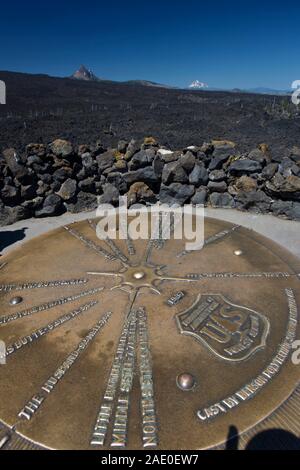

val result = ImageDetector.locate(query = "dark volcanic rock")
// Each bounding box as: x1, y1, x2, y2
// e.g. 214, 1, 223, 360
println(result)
22, 197, 43, 211
113, 160, 128, 173
98, 183, 120, 205
27, 155, 43, 167
191, 187, 208, 205
65, 191, 98, 213
26, 143, 46, 158
209, 192, 235, 208
189, 163, 209, 186
271, 200, 300, 221
3, 138, 300, 225
127, 182, 156, 206
162, 160, 188, 184
117, 140, 128, 154
123, 167, 160, 186
159, 183, 194, 205
128, 149, 155, 171
57, 179, 77, 201
1, 184, 20, 204
2, 148, 29, 181
235, 190, 272, 213
35, 206, 59, 218
159, 150, 181, 163
32, 161, 52, 175
228, 176, 257, 195
49, 139, 73, 157
52, 156, 71, 169
106, 172, 127, 193
44, 194, 62, 208
262, 163, 278, 180
125, 139, 140, 161
266, 173, 300, 200
36, 181, 50, 196
278, 157, 295, 177
207, 181, 227, 193
0, 205, 30, 226
208, 154, 230, 171
290, 146, 300, 164
21, 184, 37, 200
96, 150, 115, 172
180, 152, 196, 172
271, 200, 294, 217
229, 159, 262, 175
53, 167, 73, 182
208, 145, 235, 170
81, 153, 97, 175
50, 181, 61, 192
248, 148, 268, 165
152, 155, 164, 178
289, 202, 300, 220
0, 203, 10, 226
209, 169, 226, 182
77, 144, 90, 156
78, 177, 96, 193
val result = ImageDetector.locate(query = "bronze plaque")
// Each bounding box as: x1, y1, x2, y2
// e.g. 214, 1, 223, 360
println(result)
0, 217, 300, 450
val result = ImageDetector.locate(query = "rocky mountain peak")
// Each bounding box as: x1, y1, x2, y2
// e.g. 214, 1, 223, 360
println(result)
72, 65, 99, 81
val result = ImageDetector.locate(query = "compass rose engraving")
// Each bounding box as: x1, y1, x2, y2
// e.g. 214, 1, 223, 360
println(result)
0, 216, 299, 450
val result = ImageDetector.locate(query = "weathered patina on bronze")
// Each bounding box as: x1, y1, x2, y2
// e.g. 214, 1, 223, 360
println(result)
0, 217, 300, 450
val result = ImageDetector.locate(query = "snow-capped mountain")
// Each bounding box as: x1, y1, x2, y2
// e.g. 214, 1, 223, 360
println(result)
189, 80, 208, 89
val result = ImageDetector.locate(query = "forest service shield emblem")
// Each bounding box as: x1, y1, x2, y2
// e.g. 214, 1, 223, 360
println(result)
176, 294, 270, 362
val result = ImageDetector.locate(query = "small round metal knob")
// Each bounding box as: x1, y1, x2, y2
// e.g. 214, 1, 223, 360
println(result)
176, 373, 196, 391
133, 271, 145, 280
9, 296, 23, 306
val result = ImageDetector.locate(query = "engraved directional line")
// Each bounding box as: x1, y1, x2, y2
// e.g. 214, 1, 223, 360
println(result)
186, 272, 298, 280
17, 311, 112, 422
0, 278, 88, 292
144, 213, 176, 263
0, 287, 103, 325
137, 307, 158, 448
5, 300, 99, 357
126, 232, 136, 256
64, 226, 117, 262
151, 213, 176, 250
110, 311, 137, 448
88, 220, 130, 266
177, 225, 240, 258
91, 307, 157, 448
91, 310, 136, 446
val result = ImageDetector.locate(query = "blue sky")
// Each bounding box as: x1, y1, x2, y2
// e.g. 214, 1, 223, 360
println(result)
0, 0, 299, 89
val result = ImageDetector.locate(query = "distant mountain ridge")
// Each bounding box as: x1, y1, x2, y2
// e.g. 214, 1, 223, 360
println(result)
71, 65, 172, 89
123, 79, 175, 89
244, 87, 291, 95
1, 65, 293, 96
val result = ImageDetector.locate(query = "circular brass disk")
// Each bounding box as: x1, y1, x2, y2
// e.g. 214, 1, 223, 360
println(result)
0, 217, 300, 450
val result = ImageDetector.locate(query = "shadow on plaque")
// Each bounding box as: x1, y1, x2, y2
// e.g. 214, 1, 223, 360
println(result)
0, 228, 27, 255
226, 425, 300, 450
